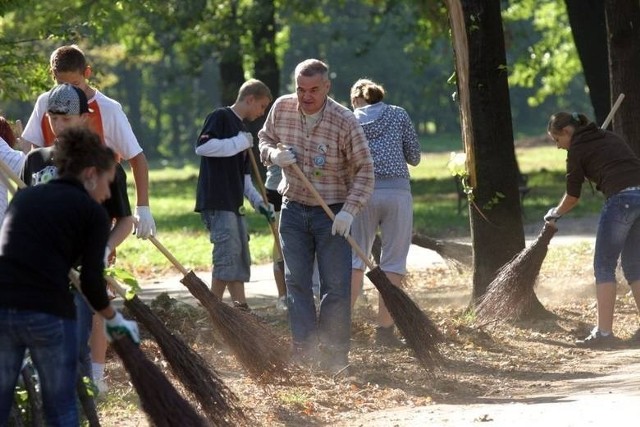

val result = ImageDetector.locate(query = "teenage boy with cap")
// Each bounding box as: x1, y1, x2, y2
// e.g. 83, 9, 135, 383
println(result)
21, 83, 133, 397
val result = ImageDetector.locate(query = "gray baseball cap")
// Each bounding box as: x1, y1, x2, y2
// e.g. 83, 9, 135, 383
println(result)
47, 83, 91, 115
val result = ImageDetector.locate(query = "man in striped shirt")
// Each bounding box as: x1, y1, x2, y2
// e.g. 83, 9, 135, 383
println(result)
259, 59, 374, 374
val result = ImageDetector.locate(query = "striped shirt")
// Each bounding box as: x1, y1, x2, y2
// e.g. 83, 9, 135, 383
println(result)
259, 94, 374, 216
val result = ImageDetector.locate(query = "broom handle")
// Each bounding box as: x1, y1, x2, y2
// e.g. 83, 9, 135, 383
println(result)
246, 148, 283, 259
148, 235, 190, 276
288, 163, 375, 270
0, 157, 26, 190
601, 93, 625, 129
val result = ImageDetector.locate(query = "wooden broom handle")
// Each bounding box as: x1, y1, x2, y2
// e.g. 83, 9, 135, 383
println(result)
148, 235, 190, 276
601, 93, 624, 129
288, 163, 375, 270
246, 148, 283, 259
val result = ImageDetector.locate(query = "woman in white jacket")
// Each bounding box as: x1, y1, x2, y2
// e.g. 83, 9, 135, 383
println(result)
0, 117, 27, 224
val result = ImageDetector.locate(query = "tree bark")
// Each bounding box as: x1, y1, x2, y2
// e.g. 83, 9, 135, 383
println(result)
447, 0, 545, 315
606, 0, 640, 156
565, 0, 610, 127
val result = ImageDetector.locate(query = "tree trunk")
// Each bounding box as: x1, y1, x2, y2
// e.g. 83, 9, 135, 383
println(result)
565, 0, 610, 127
606, 0, 640, 156
245, 0, 280, 181
447, 0, 545, 315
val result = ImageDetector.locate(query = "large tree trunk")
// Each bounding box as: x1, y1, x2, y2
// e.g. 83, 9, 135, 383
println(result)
447, 0, 545, 315
245, 0, 280, 181
565, 0, 610, 127
606, 0, 640, 156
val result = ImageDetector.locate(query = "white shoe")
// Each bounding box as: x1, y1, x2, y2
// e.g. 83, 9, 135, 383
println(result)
276, 296, 287, 312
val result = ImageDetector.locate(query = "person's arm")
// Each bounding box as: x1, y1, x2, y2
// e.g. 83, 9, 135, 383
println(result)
195, 132, 253, 157
128, 152, 156, 238
544, 192, 580, 222
107, 216, 134, 252
400, 109, 421, 166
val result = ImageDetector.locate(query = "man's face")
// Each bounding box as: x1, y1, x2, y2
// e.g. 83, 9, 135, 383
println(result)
53, 69, 91, 94
47, 113, 86, 136
246, 95, 271, 122
296, 73, 330, 115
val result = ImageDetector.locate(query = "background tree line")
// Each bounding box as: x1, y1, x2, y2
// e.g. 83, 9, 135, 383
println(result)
0, 0, 592, 161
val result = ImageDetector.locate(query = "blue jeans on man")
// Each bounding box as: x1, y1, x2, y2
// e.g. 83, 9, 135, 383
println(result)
280, 200, 351, 367
0, 309, 79, 426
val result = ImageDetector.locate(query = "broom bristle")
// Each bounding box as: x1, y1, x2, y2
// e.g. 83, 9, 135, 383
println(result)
110, 335, 208, 427
366, 267, 444, 372
475, 224, 557, 323
181, 271, 291, 382
412, 233, 472, 269
124, 296, 247, 426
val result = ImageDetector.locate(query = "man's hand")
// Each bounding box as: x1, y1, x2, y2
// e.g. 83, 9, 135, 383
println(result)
105, 311, 140, 344
257, 202, 276, 223
544, 207, 561, 223
134, 206, 156, 239
332, 211, 354, 237
270, 147, 296, 167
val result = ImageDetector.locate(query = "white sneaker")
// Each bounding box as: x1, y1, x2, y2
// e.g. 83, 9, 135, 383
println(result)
276, 296, 287, 312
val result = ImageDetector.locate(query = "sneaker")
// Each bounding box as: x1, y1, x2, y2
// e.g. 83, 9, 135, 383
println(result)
375, 325, 406, 349
276, 296, 287, 312
232, 301, 251, 312
575, 328, 616, 348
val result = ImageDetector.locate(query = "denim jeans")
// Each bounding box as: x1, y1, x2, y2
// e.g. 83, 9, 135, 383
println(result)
280, 200, 352, 355
0, 309, 78, 426
595, 189, 640, 284
201, 210, 251, 282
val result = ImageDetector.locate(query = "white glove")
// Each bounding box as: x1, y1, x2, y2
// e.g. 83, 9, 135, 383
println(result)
544, 207, 561, 223
134, 206, 156, 239
270, 147, 296, 167
241, 131, 254, 148
105, 311, 140, 344
332, 211, 354, 237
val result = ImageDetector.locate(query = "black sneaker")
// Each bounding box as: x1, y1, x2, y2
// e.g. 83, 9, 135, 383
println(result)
575, 329, 616, 348
375, 325, 406, 349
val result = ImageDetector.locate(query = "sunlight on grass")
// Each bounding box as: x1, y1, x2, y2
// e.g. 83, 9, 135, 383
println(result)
116, 143, 602, 279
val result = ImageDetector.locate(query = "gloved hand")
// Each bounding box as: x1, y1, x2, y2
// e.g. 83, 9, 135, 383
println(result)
257, 202, 276, 223
104, 311, 140, 344
544, 207, 561, 222
241, 131, 254, 148
331, 210, 354, 237
270, 146, 296, 167
134, 206, 156, 239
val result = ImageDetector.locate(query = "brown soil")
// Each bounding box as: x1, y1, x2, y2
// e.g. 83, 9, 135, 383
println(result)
98, 221, 640, 426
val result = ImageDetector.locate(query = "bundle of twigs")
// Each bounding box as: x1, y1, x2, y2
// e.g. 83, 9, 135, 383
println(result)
148, 237, 291, 382
475, 223, 557, 323
109, 335, 208, 427
105, 276, 246, 426
290, 164, 444, 372
411, 233, 472, 270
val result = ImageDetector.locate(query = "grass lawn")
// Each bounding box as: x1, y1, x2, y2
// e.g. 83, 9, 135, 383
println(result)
117, 140, 605, 278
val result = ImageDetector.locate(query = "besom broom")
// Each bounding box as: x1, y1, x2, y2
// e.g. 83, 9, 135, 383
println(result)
103, 274, 247, 426
289, 164, 444, 372
147, 236, 291, 382
66, 271, 207, 427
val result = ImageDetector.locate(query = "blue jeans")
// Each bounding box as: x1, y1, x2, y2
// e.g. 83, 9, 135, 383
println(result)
594, 189, 640, 284
280, 200, 352, 355
0, 309, 78, 426
75, 292, 93, 382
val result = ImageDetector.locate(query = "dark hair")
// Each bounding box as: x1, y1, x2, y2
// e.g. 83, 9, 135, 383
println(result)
350, 78, 385, 105
0, 116, 17, 148
53, 127, 115, 178
50, 44, 88, 74
547, 112, 591, 134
